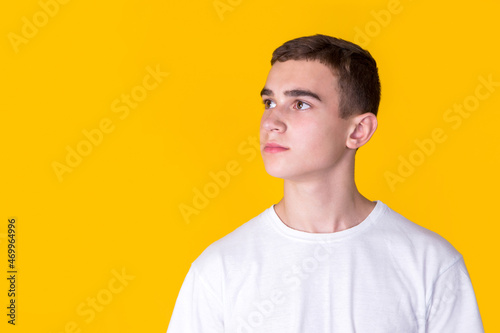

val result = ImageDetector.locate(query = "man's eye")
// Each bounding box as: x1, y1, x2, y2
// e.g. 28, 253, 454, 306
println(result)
295, 101, 311, 110
263, 99, 276, 109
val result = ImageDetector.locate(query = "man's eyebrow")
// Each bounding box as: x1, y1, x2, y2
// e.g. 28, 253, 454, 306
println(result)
260, 88, 273, 97
286, 89, 322, 102
260, 87, 322, 102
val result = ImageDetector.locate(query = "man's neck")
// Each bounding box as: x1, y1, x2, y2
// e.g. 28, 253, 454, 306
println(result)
273, 173, 376, 233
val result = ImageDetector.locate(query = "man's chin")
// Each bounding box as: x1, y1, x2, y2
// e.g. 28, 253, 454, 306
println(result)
264, 166, 300, 181
264, 167, 288, 179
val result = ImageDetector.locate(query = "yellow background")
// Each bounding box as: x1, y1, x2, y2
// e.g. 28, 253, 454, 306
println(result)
1, 0, 498, 331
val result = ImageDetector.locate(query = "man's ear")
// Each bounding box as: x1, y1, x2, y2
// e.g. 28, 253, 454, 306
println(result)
346, 112, 378, 149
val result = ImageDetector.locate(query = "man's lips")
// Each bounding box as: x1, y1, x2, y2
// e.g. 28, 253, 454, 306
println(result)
263, 142, 289, 153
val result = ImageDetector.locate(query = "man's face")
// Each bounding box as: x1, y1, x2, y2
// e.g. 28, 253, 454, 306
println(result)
259, 59, 353, 182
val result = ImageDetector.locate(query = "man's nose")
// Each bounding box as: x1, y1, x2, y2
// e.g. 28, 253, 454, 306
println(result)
261, 108, 286, 133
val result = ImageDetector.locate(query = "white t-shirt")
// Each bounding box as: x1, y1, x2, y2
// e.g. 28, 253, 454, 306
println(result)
167, 201, 484, 332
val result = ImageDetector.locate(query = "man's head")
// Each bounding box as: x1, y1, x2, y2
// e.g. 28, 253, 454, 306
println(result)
259, 34, 380, 182
270, 34, 380, 119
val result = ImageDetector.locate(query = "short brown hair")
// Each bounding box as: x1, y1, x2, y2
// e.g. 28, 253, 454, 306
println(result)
270, 34, 381, 119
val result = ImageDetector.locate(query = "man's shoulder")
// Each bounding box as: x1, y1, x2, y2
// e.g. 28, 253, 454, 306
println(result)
377, 202, 462, 268
191, 206, 272, 269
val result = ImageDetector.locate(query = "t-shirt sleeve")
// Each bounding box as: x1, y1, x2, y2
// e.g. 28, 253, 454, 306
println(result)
166, 264, 224, 333
425, 256, 484, 333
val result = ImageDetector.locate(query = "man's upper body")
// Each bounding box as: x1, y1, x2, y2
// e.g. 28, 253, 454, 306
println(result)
167, 34, 483, 332
167, 200, 483, 332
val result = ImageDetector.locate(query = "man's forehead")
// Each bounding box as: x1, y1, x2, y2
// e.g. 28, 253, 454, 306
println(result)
263, 60, 339, 99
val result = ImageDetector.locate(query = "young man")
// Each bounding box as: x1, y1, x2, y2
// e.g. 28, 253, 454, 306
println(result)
167, 34, 484, 332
